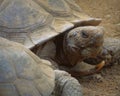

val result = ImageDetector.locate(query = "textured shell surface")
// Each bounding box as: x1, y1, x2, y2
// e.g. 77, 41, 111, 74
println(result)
0, 37, 55, 96
0, 0, 101, 48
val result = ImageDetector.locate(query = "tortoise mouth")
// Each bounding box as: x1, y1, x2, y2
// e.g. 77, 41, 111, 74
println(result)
81, 38, 103, 56
80, 46, 102, 58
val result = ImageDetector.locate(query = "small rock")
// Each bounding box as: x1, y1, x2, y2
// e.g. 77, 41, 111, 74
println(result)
92, 74, 104, 82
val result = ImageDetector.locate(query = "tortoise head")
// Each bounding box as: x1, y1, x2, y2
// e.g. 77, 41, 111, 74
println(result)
64, 26, 104, 59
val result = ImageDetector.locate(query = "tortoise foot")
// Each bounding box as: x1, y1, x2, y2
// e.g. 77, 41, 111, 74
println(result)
68, 61, 105, 77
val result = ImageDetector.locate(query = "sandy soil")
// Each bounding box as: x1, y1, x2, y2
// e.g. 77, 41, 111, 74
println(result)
79, 64, 120, 96
75, 0, 120, 96
75, 0, 120, 38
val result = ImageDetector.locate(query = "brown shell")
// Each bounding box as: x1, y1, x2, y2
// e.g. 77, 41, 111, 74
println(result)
0, 0, 101, 48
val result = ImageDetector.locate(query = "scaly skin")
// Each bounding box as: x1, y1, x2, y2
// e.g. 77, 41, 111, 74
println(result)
67, 61, 105, 77
51, 70, 83, 96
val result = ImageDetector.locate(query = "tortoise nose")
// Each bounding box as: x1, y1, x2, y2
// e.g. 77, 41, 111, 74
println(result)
95, 27, 105, 38
95, 31, 104, 39
93, 27, 104, 43
95, 33, 104, 45
90, 30, 104, 46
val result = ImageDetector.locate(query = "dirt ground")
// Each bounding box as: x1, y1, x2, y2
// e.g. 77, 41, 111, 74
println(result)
75, 0, 120, 96
79, 64, 120, 96
75, 0, 120, 38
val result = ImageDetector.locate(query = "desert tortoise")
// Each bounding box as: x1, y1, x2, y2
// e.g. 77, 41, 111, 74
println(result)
0, 0, 105, 76
0, 37, 82, 96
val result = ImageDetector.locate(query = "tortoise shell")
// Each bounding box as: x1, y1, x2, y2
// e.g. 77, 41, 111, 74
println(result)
0, 0, 101, 48
0, 37, 55, 96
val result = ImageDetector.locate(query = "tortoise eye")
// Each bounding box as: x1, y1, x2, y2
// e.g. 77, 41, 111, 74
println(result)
81, 30, 89, 38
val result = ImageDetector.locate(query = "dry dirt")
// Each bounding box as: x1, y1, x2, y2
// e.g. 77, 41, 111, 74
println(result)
75, 0, 120, 96
79, 64, 120, 96
75, 0, 120, 38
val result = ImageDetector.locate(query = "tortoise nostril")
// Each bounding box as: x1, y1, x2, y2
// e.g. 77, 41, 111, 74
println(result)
81, 30, 89, 38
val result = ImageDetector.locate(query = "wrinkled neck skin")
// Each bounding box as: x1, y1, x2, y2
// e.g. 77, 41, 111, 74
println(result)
61, 34, 84, 67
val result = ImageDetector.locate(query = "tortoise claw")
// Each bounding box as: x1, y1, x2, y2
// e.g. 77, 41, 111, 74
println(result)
95, 60, 105, 71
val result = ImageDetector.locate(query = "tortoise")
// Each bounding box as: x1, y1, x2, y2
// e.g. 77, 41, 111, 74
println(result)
0, 37, 83, 96
0, 0, 105, 76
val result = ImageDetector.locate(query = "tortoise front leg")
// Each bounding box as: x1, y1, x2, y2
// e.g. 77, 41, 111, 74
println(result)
67, 61, 105, 77
51, 70, 83, 96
